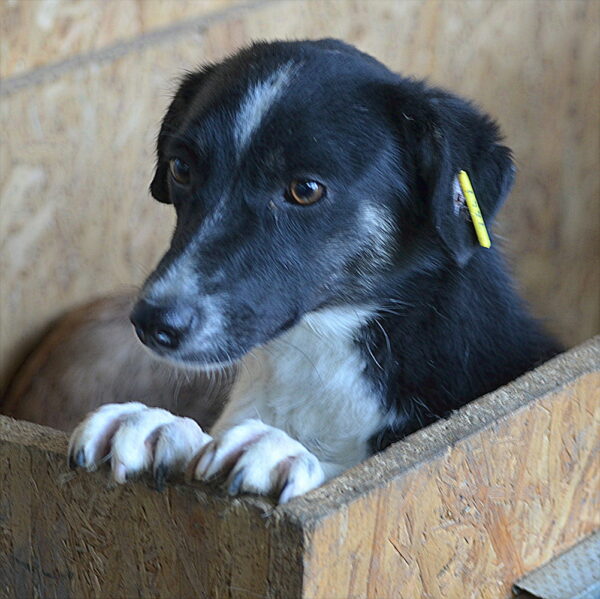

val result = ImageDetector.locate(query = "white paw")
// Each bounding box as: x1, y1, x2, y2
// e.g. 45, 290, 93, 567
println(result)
68, 402, 211, 488
192, 419, 324, 503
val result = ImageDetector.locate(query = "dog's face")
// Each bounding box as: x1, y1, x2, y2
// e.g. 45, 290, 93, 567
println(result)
131, 40, 514, 367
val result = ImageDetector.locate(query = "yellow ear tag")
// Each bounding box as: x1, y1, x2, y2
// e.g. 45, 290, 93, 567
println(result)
457, 170, 491, 248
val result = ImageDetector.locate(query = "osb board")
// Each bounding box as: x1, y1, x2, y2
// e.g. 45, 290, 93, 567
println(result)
0, 338, 598, 599
0, 37, 194, 389
0, 0, 252, 79
0, 417, 300, 599
1, 0, 598, 383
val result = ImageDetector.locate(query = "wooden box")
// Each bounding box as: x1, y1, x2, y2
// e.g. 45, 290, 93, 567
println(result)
1, 337, 597, 599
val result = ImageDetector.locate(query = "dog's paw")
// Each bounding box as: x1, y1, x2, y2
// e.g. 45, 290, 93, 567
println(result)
191, 419, 324, 503
68, 402, 211, 488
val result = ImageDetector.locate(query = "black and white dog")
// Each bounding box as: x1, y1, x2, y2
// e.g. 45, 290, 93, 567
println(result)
69, 39, 560, 503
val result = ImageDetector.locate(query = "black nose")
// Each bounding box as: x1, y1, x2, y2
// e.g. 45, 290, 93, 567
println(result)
130, 299, 193, 351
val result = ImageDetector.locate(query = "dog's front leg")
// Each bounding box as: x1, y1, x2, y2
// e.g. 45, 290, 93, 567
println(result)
191, 419, 337, 503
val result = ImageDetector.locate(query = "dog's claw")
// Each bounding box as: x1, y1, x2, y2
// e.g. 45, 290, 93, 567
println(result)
278, 477, 295, 504
112, 460, 128, 484
228, 469, 245, 495
69, 448, 86, 469
194, 442, 217, 480
153, 463, 168, 492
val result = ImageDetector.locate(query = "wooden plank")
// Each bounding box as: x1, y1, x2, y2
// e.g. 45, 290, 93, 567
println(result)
0, 338, 598, 598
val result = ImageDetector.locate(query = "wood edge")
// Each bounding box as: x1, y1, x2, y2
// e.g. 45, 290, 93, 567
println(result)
0, 413, 277, 515
281, 335, 600, 526
0, 414, 69, 455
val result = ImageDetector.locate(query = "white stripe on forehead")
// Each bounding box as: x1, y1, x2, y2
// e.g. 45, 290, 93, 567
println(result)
144, 250, 200, 300
234, 62, 295, 152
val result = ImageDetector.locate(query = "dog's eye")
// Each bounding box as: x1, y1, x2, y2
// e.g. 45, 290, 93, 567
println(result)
287, 180, 326, 205
169, 158, 191, 186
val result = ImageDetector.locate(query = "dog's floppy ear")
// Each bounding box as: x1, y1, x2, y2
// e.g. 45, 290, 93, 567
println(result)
401, 87, 515, 265
150, 67, 214, 203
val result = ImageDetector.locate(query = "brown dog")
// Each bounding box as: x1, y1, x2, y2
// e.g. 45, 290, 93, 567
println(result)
1, 293, 229, 431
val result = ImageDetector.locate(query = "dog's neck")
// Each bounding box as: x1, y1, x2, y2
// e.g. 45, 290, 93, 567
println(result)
211, 306, 385, 470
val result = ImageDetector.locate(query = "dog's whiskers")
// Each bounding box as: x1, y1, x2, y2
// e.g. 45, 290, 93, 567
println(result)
365, 339, 383, 371
374, 319, 392, 357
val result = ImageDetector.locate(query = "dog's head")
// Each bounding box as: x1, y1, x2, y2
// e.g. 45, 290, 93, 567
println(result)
131, 39, 514, 367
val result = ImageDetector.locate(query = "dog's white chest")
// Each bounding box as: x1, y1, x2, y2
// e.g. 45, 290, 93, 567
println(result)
226, 308, 385, 469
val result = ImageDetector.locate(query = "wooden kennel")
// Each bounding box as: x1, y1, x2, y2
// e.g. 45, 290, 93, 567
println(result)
1, 337, 597, 598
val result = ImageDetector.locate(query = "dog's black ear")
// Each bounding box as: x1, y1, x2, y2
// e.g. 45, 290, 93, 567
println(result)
150, 67, 214, 203
400, 87, 515, 265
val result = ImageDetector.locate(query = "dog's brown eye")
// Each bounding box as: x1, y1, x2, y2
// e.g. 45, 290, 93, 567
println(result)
169, 158, 191, 185
287, 180, 326, 205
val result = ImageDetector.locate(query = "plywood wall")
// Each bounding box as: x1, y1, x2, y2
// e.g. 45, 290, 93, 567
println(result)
1, 0, 599, 389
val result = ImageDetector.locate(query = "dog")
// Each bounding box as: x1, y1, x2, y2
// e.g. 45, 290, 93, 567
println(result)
68, 39, 561, 503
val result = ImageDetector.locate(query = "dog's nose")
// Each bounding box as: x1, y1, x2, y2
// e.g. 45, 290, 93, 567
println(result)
130, 299, 193, 351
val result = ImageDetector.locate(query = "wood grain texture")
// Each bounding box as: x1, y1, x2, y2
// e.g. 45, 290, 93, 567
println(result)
0, 39, 194, 390
0, 0, 250, 79
1, 0, 598, 385
0, 417, 302, 599
0, 338, 598, 599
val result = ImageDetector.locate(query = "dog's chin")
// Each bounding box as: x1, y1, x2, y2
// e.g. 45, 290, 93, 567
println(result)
139, 341, 244, 373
